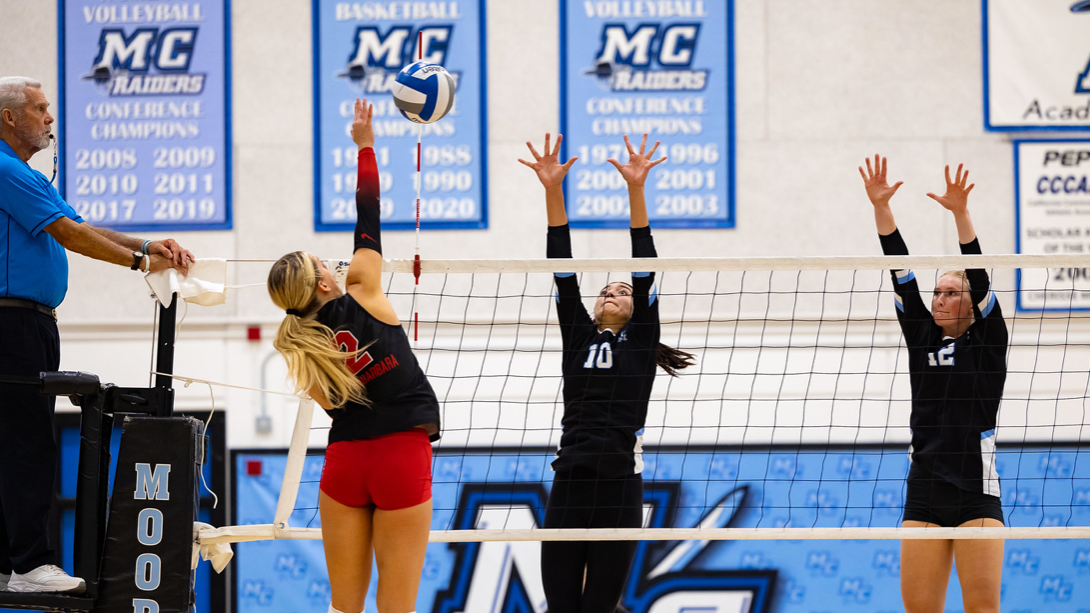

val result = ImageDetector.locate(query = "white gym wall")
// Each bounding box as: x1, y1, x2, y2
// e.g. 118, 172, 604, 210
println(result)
0, 1, 1060, 451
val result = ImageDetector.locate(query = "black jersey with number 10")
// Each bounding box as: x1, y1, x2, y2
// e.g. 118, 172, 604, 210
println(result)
547, 224, 660, 478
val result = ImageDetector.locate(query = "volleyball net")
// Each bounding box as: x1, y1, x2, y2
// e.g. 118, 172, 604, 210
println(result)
196, 253, 1090, 546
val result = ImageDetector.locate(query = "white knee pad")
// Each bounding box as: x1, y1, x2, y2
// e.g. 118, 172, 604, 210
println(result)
327, 606, 346, 613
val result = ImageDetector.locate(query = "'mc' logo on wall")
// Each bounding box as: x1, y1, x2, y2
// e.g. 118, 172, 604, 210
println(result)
86, 27, 206, 95
577, 1, 712, 92
339, 25, 460, 93
588, 23, 708, 91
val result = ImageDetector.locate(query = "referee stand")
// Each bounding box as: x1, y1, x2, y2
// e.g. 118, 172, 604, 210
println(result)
0, 294, 202, 613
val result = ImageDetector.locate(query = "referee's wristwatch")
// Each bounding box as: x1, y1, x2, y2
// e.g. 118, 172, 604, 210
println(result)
131, 251, 147, 272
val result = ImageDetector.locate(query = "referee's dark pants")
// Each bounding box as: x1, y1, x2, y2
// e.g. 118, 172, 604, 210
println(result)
0, 307, 60, 574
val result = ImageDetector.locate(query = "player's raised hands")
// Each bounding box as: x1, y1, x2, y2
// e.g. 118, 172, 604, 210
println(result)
859, 154, 903, 208
351, 98, 374, 150
926, 164, 975, 214
519, 133, 578, 189
608, 134, 667, 186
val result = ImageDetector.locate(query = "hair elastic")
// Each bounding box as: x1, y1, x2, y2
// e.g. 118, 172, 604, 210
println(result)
286, 309, 301, 316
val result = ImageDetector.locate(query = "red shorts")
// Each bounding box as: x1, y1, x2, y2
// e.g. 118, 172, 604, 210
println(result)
320, 428, 433, 510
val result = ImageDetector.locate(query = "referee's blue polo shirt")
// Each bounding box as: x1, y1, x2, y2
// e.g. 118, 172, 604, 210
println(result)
0, 141, 83, 309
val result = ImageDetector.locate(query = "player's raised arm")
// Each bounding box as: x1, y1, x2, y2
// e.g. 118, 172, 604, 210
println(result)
519, 132, 577, 227
521, 133, 590, 328
926, 163, 977, 245
858, 155, 930, 341
859, 153, 901, 237
344, 98, 398, 324
928, 163, 1004, 337
607, 133, 666, 230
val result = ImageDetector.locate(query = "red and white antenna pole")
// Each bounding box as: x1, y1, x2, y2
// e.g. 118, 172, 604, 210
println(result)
413, 30, 423, 342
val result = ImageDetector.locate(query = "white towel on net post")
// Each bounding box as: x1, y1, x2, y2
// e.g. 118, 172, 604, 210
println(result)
145, 258, 228, 308
192, 522, 233, 573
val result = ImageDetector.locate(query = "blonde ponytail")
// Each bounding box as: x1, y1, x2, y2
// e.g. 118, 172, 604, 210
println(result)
268, 251, 367, 408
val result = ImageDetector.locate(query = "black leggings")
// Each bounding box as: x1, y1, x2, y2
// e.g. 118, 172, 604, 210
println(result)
541, 469, 643, 613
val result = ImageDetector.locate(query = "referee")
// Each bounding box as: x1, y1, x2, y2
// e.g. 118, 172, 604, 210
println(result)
0, 76, 194, 593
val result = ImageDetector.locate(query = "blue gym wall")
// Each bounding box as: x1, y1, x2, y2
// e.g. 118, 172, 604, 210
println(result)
232, 444, 1090, 613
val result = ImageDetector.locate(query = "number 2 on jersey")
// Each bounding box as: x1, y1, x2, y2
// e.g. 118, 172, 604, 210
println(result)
583, 342, 614, 369
335, 330, 374, 375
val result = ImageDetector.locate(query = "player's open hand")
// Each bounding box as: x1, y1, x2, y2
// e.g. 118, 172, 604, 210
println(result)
858, 154, 903, 208
519, 133, 578, 189
926, 163, 974, 214
607, 134, 667, 187
351, 98, 375, 150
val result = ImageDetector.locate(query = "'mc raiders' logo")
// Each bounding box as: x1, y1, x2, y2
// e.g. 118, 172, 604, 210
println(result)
432, 481, 775, 613
338, 26, 461, 94
584, 23, 709, 92
86, 27, 206, 96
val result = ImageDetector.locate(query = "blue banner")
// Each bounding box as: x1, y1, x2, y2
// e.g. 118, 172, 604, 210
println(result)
560, 0, 735, 229
59, 0, 232, 231
312, 0, 487, 231
234, 445, 1090, 613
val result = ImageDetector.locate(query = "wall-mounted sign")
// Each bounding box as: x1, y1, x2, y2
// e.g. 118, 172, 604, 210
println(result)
560, 0, 735, 228
312, 0, 487, 231
1015, 139, 1090, 310
60, 0, 232, 230
984, 0, 1090, 131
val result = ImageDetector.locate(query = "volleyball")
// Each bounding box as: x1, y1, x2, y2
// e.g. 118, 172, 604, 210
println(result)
390, 61, 456, 124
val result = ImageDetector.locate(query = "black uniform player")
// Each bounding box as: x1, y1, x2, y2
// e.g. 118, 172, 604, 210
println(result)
861, 155, 1007, 613
520, 133, 694, 613
549, 222, 659, 478
880, 231, 1005, 507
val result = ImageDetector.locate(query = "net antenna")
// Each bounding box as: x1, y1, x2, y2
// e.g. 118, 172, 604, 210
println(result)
197, 252, 1090, 548
412, 29, 423, 343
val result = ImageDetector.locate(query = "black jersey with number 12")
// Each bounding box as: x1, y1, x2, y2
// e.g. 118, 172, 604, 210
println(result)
880, 229, 1008, 496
